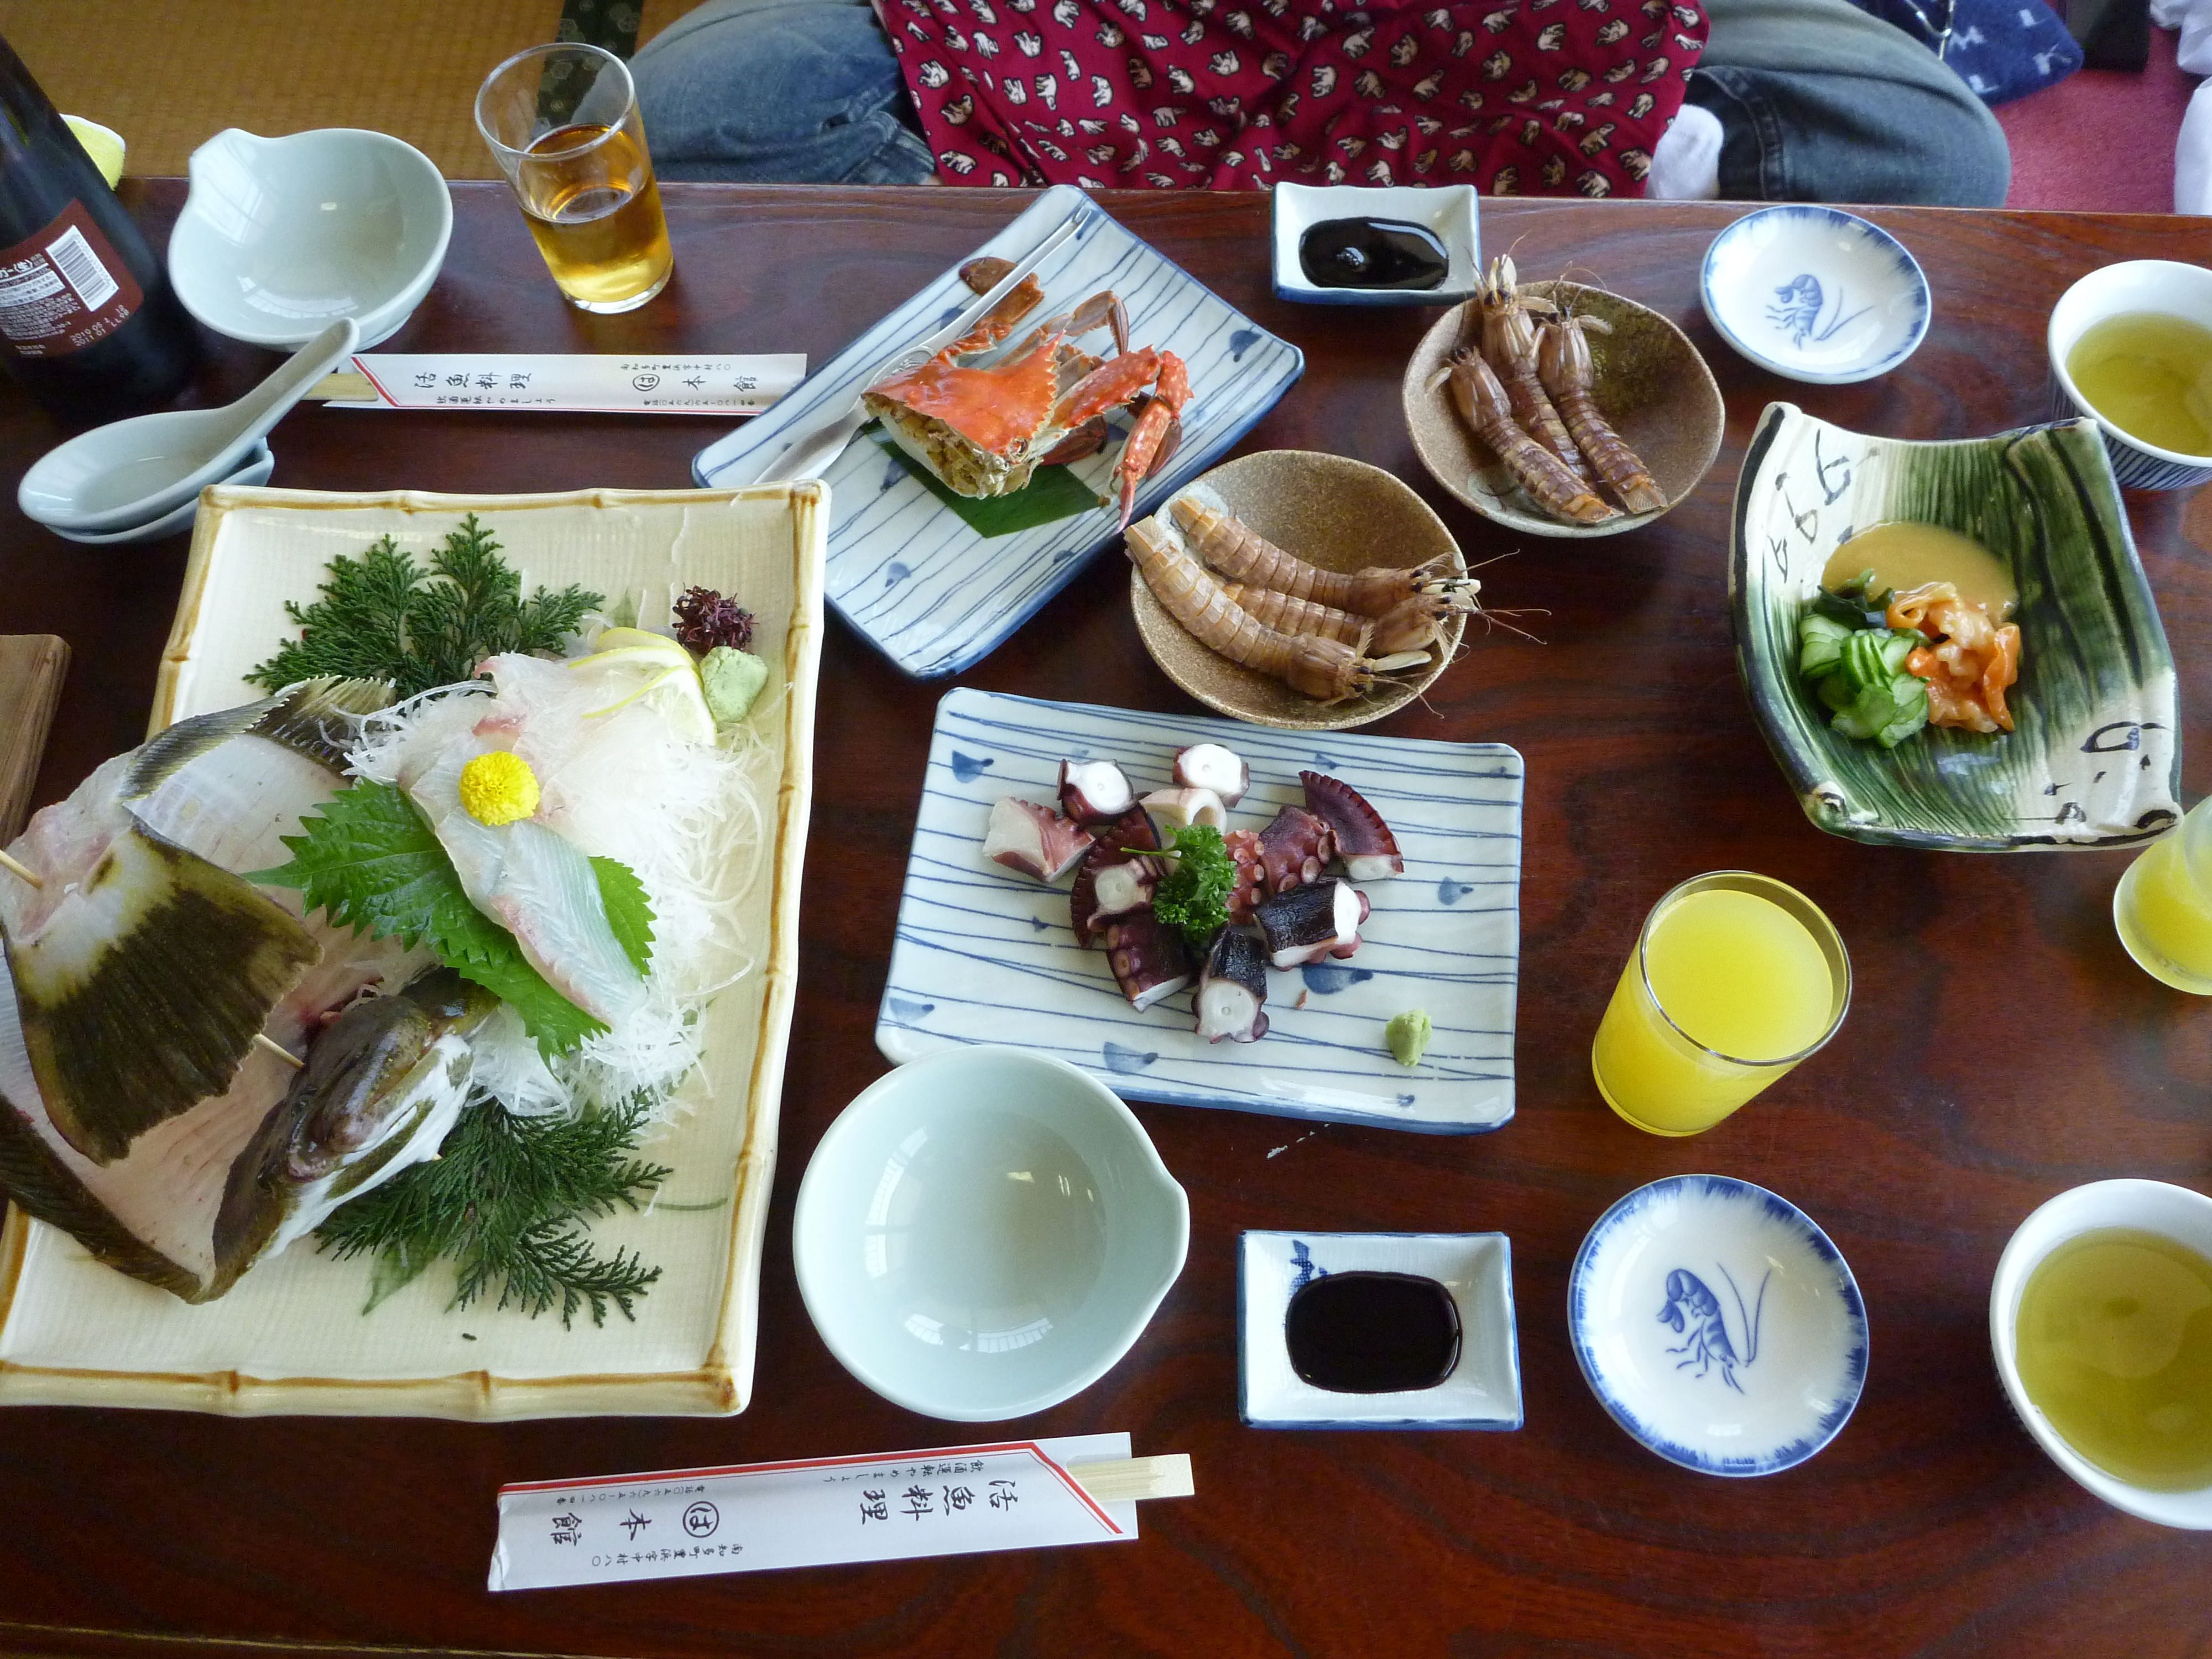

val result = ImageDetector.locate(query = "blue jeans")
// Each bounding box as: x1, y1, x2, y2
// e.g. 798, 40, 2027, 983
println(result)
630, 0, 935, 185
1688, 0, 2012, 206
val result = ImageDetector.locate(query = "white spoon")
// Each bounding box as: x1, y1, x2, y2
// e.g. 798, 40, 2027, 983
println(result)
43, 441, 275, 545
17, 316, 356, 534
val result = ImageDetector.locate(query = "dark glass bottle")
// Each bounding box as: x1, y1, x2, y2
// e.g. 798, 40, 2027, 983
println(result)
0, 32, 198, 425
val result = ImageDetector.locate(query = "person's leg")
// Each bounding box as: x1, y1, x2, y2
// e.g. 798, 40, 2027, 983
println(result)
1687, 0, 2011, 206
632, 0, 935, 184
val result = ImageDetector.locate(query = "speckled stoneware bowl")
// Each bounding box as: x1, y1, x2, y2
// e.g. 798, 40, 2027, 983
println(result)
1402, 280, 1723, 539
1732, 404, 2180, 851
1128, 448, 1468, 732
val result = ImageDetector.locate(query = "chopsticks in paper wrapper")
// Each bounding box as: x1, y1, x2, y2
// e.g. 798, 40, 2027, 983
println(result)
309, 353, 806, 416
488, 1433, 1193, 1590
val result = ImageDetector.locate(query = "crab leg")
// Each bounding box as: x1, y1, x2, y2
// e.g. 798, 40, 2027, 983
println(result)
1117, 362, 1189, 529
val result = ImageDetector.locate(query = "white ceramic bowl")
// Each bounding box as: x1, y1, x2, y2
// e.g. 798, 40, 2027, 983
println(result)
793, 1047, 1188, 1422
2047, 260, 2212, 491
168, 128, 451, 349
1569, 1175, 1868, 1476
1701, 205, 1929, 384
1990, 1178, 2212, 1528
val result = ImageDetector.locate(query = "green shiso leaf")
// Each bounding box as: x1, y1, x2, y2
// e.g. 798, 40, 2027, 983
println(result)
592, 855, 655, 977
316, 1092, 672, 1328
872, 434, 1103, 538
252, 779, 625, 1057
245, 515, 602, 698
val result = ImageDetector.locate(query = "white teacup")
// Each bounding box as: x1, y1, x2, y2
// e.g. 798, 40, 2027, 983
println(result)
1989, 1178, 2212, 1528
2047, 260, 2212, 491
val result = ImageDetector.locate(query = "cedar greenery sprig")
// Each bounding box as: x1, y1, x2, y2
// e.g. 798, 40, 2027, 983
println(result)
246, 515, 602, 698
315, 1092, 673, 1328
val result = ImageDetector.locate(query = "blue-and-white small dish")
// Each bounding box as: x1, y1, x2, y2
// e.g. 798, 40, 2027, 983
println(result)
1270, 182, 1480, 307
1569, 1176, 1867, 1477
1240, 1231, 1521, 1430
1701, 206, 1929, 384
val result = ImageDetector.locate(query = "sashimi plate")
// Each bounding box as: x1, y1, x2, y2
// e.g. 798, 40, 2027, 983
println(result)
0, 484, 824, 1418
691, 184, 1304, 680
875, 690, 1522, 1133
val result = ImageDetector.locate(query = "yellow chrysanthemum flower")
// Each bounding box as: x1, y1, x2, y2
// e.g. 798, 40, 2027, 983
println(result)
458, 750, 540, 826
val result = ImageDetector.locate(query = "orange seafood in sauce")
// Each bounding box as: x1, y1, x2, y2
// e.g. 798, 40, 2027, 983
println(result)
1825, 524, 2022, 735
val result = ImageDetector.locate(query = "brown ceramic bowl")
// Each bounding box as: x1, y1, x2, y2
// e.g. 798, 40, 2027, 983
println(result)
1127, 448, 1467, 733
1402, 280, 1722, 538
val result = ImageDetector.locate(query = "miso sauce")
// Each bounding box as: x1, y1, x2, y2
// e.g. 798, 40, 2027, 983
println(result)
2066, 311, 2212, 458
2015, 1227, 2212, 1491
1285, 1271, 1461, 1392
1822, 522, 2017, 619
1296, 218, 1449, 291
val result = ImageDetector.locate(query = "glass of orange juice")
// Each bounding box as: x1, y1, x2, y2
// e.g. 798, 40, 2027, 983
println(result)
474, 43, 673, 314
2114, 798, 2212, 992
1591, 872, 1851, 1136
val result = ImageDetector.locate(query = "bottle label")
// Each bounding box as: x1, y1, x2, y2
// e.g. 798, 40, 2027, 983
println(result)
0, 200, 143, 358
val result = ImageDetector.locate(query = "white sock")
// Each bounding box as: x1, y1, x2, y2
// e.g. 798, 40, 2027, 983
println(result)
1647, 101, 1723, 201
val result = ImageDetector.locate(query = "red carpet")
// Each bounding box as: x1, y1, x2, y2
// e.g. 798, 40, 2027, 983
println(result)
1997, 23, 2196, 211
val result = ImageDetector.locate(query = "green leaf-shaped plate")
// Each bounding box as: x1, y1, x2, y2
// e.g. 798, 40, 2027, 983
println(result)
1730, 404, 2180, 851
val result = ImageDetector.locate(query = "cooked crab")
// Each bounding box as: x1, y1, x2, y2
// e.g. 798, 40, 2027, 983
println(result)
863, 262, 1190, 529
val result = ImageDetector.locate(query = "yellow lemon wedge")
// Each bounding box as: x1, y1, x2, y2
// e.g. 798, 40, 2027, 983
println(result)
62, 117, 125, 188
458, 750, 541, 826
568, 629, 716, 742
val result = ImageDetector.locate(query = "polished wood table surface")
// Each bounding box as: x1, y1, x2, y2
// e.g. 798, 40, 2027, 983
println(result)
0, 181, 2207, 1659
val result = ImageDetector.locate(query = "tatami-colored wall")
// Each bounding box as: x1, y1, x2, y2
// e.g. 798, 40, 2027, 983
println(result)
0, 1, 695, 179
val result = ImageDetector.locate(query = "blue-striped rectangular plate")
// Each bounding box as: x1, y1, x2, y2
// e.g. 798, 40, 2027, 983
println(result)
875, 690, 1522, 1133
692, 185, 1304, 679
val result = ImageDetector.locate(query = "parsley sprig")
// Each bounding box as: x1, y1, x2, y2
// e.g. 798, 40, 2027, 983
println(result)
1151, 824, 1234, 949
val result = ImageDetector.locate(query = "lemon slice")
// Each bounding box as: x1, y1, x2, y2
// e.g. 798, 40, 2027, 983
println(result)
62, 116, 124, 188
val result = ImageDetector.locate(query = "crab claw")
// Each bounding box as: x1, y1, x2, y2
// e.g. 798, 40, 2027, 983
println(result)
1115, 351, 1190, 530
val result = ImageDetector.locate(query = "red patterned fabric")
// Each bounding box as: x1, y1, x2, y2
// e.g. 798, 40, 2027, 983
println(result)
874, 0, 1707, 195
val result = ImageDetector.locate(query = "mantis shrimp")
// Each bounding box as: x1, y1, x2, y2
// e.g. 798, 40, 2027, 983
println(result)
1168, 498, 1481, 617
1439, 348, 1615, 525
1126, 518, 1422, 704
1475, 255, 1590, 485
1536, 312, 1666, 514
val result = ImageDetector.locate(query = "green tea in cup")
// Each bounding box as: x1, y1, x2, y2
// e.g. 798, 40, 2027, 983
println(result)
2065, 311, 2212, 458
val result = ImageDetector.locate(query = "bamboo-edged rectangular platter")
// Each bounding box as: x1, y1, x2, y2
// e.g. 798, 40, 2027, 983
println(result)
0, 486, 824, 1417
876, 690, 1522, 1133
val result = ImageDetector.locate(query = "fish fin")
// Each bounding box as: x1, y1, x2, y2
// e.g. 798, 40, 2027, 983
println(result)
247, 677, 397, 770
7, 827, 320, 1164
0, 1092, 210, 1300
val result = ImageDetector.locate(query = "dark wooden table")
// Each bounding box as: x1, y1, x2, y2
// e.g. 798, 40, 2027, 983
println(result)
0, 180, 2207, 1659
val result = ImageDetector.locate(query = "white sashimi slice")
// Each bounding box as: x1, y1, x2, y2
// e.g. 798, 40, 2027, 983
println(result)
405, 744, 645, 1025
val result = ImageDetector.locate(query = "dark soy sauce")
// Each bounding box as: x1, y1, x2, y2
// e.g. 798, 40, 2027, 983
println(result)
1296, 217, 1450, 291
1285, 1271, 1462, 1392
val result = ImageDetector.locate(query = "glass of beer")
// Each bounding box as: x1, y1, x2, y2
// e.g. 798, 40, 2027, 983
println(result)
1590, 872, 1851, 1137
474, 43, 672, 314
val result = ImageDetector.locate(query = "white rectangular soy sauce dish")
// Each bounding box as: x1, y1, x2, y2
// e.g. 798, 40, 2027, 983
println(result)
874, 690, 1524, 1133
1240, 1231, 1522, 1430
1270, 182, 1481, 307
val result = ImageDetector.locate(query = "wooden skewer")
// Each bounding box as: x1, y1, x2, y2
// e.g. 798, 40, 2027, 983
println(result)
0, 848, 41, 889
252, 1033, 305, 1071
